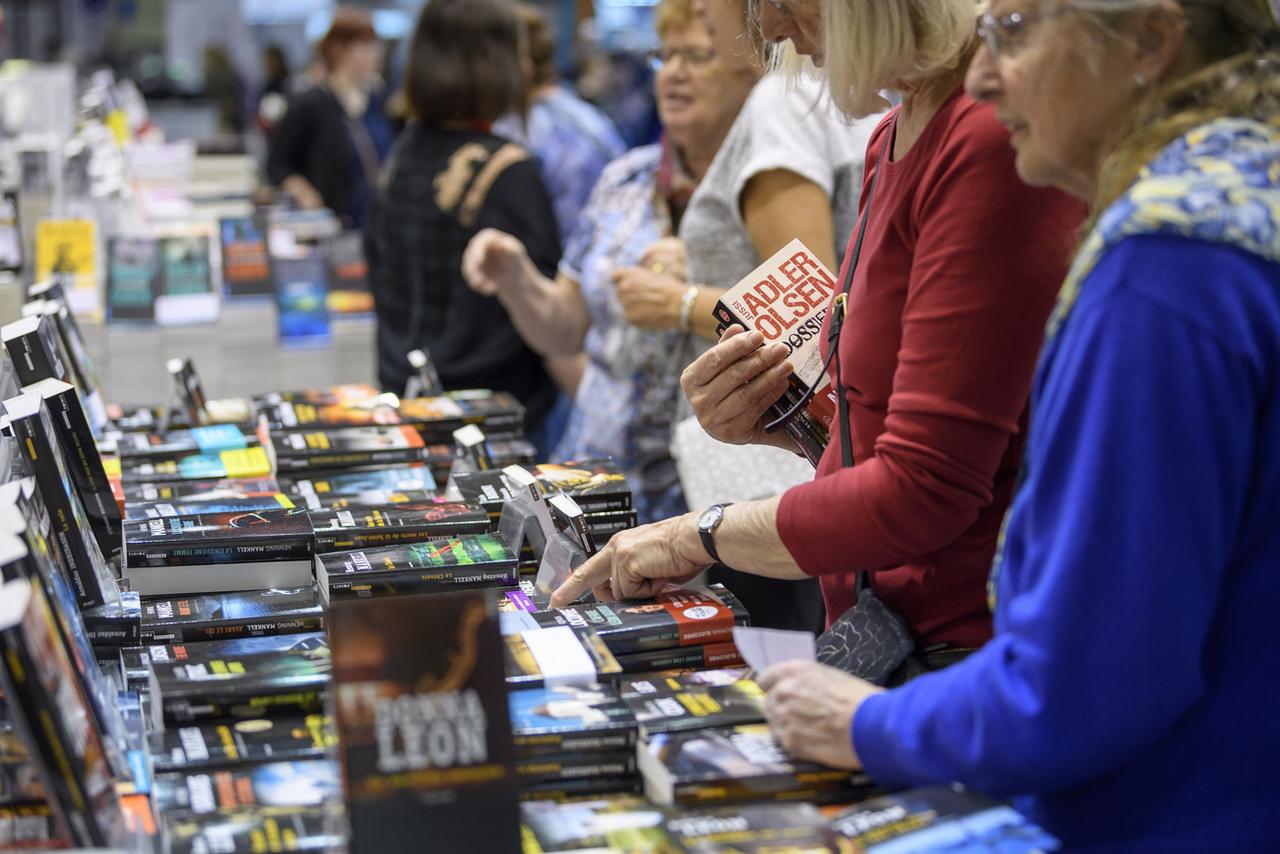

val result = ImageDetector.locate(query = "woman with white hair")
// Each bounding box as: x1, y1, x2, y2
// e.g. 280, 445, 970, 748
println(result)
552, 0, 1082, 681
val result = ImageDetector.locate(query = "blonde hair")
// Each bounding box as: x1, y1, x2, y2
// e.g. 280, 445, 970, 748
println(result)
821, 0, 977, 116
1082, 0, 1280, 219
656, 0, 699, 40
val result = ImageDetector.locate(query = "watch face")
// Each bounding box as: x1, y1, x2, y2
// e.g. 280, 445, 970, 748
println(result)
698, 505, 723, 532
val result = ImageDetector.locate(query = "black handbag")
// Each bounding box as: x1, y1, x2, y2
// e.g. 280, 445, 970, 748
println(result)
806, 129, 917, 686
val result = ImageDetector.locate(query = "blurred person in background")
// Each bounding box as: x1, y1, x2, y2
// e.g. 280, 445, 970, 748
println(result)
606, 0, 884, 631
203, 46, 247, 136
367, 0, 564, 455
267, 7, 394, 228
256, 44, 291, 136
495, 3, 627, 243
462, 0, 756, 522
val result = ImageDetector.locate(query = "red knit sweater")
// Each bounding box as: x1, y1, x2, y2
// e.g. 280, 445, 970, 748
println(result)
775, 90, 1085, 648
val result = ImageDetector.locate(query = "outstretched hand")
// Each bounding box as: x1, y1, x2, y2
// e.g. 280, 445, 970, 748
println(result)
462, 228, 531, 298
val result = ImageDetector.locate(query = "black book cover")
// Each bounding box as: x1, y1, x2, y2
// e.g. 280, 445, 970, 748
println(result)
547, 493, 597, 556
152, 759, 340, 815
118, 423, 260, 461
504, 626, 624, 688
663, 802, 834, 853
155, 646, 331, 723
828, 784, 1062, 851
150, 714, 336, 774
219, 215, 273, 298
126, 492, 295, 521
145, 631, 328, 665
106, 236, 159, 322
280, 466, 435, 504
520, 797, 672, 851
330, 589, 521, 853
316, 534, 518, 601
517, 751, 636, 785
308, 500, 488, 551
638, 723, 875, 807
508, 683, 638, 757
1, 314, 69, 388
82, 591, 142, 647
262, 389, 525, 440
450, 458, 632, 517
4, 391, 117, 609
123, 476, 281, 505
0, 577, 125, 846
29, 378, 123, 561
117, 445, 273, 483
527, 584, 750, 656
123, 507, 314, 567
162, 803, 345, 854
139, 586, 323, 644
614, 642, 747, 674
620, 671, 765, 735
300, 488, 436, 512
269, 425, 429, 472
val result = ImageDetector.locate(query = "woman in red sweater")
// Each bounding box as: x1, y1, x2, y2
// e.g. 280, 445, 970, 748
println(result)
552, 0, 1083, 671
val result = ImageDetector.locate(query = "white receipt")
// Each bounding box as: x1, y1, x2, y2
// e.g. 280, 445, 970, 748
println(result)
521, 626, 598, 688
732, 626, 817, 672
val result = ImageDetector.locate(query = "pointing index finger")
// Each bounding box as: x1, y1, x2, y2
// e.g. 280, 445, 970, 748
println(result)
549, 547, 613, 608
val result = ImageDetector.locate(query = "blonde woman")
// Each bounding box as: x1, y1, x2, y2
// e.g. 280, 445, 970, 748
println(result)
755, 0, 1280, 847
553, 1, 1082, 676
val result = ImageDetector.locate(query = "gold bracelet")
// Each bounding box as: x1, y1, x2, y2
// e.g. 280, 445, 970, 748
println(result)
678, 286, 699, 333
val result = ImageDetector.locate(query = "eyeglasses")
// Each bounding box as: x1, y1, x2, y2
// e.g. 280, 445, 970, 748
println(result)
977, 6, 1078, 56
647, 46, 718, 72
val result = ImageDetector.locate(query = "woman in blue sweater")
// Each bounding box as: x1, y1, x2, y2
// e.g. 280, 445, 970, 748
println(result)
681, 0, 1279, 847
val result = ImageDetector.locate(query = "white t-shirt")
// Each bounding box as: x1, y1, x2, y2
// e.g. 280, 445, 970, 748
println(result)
680, 72, 882, 289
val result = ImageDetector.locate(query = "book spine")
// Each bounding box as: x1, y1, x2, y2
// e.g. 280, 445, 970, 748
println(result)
126, 534, 314, 567
314, 521, 489, 553
46, 386, 122, 561
6, 326, 57, 387
274, 447, 427, 471
140, 613, 323, 644
326, 566, 519, 599
515, 730, 636, 756
162, 688, 327, 724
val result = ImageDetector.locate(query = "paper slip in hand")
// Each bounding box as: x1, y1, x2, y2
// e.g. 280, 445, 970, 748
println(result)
732, 625, 816, 673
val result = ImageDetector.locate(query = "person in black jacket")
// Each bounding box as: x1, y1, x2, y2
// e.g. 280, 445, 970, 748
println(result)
366, 0, 563, 454
266, 8, 394, 228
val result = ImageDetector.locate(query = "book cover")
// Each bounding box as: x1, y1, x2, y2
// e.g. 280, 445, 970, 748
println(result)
263, 389, 525, 440
38, 299, 110, 437
118, 424, 260, 460
508, 683, 638, 757
162, 803, 345, 854
123, 506, 314, 567
614, 642, 747, 675
526, 585, 750, 656
520, 797, 674, 852
281, 465, 436, 504
828, 785, 1061, 852
326, 230, 374, 314
126, 492, 295, 521
316, 535, 518, 602
713, 239, 838, 466
274, 253, 331, 348
308, 501, 489, 552
157, 235, 217, 325
268, 425, 429, 472
517, 752, 636, 786
81, 591, 142, 647
254, 383, 380, 408
34, 219, 98, 319
27, 378, 123, 561
4, 390, 118, 609
637, 723, 875, 807
152, 760, 341, 815
122, 476, 281, 505
0, 577, 125, 846
150, 714, 336, 775
145, 630, 328, 664
449, 459, 632, 517
663, 802, 834, 853
330, 589, 521, 853
155, 646, 331, 723
139, 586, 323, 644
106, 236, 159, 322
118, 445, 272, 483
299, 489, 436, 513
1, 314, 69, 388
620, 672, 765, 735
504, 626, 624, 688
219, 215, 273, 298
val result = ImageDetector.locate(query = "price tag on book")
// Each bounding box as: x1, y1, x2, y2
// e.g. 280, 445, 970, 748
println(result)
732, 626, 816, 673
521, 626, 598, 688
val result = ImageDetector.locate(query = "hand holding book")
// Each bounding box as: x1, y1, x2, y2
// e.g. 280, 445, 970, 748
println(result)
679, 325, 797, 450
757, 659, 883, 771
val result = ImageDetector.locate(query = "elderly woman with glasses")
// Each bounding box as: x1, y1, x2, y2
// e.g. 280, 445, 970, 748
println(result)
764, 0, 1279, 847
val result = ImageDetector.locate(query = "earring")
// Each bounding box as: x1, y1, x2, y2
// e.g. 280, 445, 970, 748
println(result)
1134, 72, 1148, 88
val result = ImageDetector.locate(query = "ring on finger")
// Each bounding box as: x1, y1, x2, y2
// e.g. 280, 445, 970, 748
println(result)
650, 262, 664, 274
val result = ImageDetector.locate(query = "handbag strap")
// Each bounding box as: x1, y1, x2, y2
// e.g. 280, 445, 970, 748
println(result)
831, 126, 893, 470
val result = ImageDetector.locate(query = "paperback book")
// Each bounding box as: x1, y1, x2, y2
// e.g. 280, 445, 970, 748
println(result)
122, 507, 315, 595
517, 752, 636, 786
1, 314, 70, 388
330, 589, 521, 852
154, 645, 331, 723
315, 534, 518, 603
162, 803, 345, 854
117, 423, 260, 460
509, 683, 638, 757
106, 236, 159, 322
145, 631, 328, 665
150, 715, 336, 774
152, 759, 341, 815
125, 492, 295, 521
122, 476, 281, 505
504, 626, 624, 688
712, 239, 838, 466
117, 445, 273, 483
308, 500, 489, 552
521, 776, 643, 803
139, 586, 324, 644
82, 591, 142, 647
523, 585, 749, 656
637, 723, 875, 807
520, 797, 672, 852
0, 801, 58, 851
267, 425, 430, 472
261, 389, 525, 441
663, 802, 834, 853
280, 466, 437, 508
448, 458, 632, 518
613, 642, 747, 675
253, 383, 380, 408
219, 215, 273, 298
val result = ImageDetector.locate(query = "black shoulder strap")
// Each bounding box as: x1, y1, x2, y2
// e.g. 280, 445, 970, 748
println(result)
831, 126, 894, 470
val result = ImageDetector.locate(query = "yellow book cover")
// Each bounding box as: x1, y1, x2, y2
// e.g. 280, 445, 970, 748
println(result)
35, 219, 100, 318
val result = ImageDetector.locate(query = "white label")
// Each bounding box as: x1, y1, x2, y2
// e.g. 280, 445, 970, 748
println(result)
521, 626, 596, 688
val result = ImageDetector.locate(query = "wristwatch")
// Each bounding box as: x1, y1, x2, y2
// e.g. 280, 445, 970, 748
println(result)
696, 503, 733, 564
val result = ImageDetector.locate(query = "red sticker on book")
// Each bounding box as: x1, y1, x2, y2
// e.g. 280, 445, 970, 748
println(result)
660, 589, 735, 646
